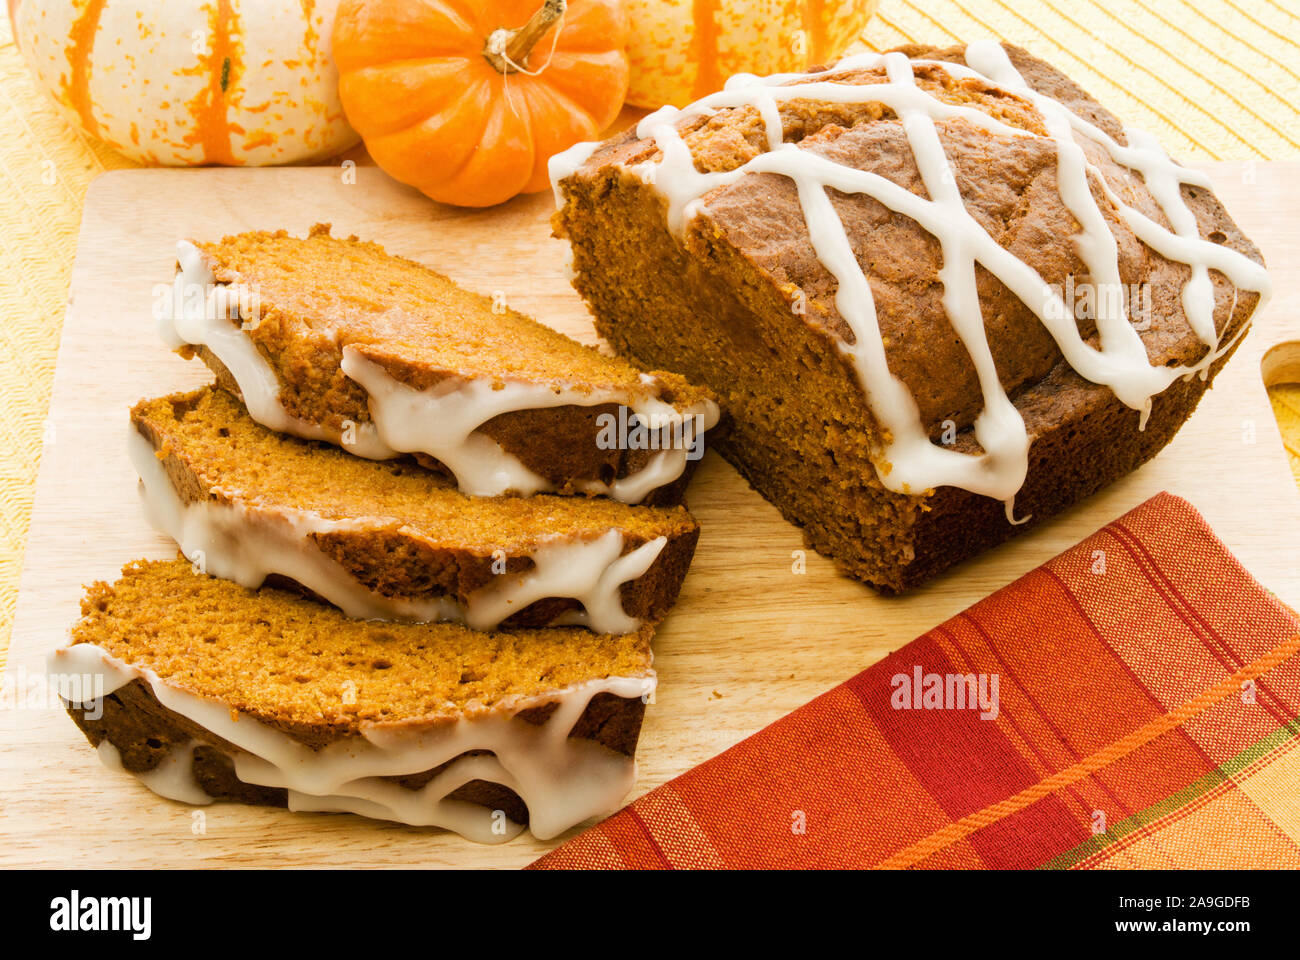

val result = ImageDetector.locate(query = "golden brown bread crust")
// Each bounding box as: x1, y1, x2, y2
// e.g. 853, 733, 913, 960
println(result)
554, 43, 1264, 591
186, 225, 722, 504
131, 387, 701, 627
64, 678, 644, 828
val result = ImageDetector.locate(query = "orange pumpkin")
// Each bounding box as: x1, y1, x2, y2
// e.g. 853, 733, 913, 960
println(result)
333, 0, 628, 207
624, 0, 881, 108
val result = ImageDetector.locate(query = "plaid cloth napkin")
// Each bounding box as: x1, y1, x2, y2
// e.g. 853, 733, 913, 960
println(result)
531, 492, 1300, 869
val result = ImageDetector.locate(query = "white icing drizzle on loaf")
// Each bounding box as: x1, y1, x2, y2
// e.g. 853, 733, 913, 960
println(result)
97, 738, 213, 805
163, 241, 719, 504
341, 348, 720, 502
549, 140, 600, 207
553, 42, 1271, 517
52, 642, 655, 843
130, 426, 666, 634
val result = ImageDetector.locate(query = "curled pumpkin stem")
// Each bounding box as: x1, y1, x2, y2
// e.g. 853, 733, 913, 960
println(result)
484, 0, 567, 75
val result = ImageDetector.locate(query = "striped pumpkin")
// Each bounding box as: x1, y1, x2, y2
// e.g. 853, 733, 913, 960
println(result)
625, 0, 881, 108
10, 0, 359, 165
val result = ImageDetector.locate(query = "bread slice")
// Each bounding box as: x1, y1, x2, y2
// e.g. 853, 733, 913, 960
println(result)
130, 386, 700, 633
551, 42, 1269, 591
160, 224, 721, 505
51, 559, 655, 842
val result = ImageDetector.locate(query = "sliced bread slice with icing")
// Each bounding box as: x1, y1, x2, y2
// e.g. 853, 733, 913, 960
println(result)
131, 386, 701, 634
160, 224, 722, 505
52, 559, 655, 843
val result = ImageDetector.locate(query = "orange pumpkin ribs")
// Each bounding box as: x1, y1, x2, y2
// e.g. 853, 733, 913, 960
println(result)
333, 0, 630, 207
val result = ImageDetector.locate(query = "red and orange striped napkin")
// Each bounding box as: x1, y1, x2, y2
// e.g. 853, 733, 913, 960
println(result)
532, 492, 1300, 869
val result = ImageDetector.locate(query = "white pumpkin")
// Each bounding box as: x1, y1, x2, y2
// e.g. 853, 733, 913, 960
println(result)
11, 0, 359, 165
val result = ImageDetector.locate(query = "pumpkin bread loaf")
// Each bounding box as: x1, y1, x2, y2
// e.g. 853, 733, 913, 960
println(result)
130, 386, 700, 633
551, 41, 1269, 591
163, 224, 722, 506
53, 559, 655, 842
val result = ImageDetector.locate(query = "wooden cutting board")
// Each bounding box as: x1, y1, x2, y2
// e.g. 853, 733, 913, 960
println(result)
2, 162, 1297, 869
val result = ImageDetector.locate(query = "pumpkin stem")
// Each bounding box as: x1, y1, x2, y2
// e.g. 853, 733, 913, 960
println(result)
483, 0, 566, 74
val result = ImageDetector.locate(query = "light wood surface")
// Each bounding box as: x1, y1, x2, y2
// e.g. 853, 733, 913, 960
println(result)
1, 162, 1297, 868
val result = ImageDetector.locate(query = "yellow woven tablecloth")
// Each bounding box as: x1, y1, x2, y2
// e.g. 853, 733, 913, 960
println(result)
2, 0, 1299, 658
